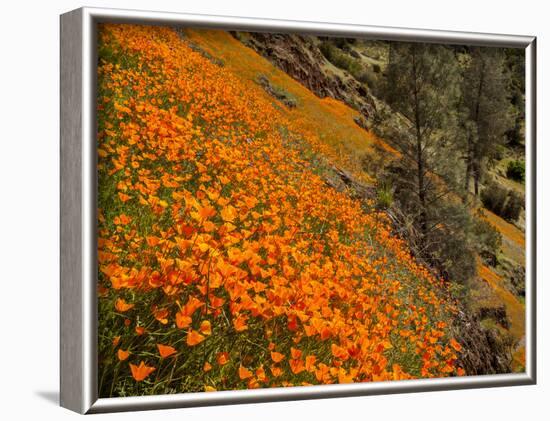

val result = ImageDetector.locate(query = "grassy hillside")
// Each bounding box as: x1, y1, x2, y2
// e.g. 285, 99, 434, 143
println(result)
96, 24, 465, 397
479, 210, 526, 370
187, 29, 527, 371
185, 29, 399, 182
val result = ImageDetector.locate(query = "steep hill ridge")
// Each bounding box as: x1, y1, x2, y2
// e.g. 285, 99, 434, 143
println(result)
186, 28, 526, 371
97, 24, 468, 396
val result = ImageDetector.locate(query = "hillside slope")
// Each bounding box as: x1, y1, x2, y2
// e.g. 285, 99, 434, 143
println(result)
186, 29, 526, 371
96, 24, 465, 396
185, 29, 399, 182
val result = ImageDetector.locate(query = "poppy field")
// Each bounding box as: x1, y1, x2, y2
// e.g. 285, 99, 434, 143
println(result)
96, 23, 466, 398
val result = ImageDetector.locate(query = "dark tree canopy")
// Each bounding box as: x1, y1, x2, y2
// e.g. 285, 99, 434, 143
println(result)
461, 47, 512, 195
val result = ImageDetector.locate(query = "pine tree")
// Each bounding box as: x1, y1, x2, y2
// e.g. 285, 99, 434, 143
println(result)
461, 48, 511, 196
385, 43, 460, 236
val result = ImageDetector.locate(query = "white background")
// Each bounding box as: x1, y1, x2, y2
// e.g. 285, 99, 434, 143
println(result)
0, 0, 547, 419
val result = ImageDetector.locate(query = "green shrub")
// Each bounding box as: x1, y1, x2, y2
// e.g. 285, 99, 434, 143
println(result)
501, 191, 523, 221
319, 42, 363, 76
473, 218, 502, 255
481, 181, 524, 222
505, 122, 523, 147
383, 164, 477, 285
506, 160, 525, 183
357, 68, 385, 98
481, 182, 508, 216
376, 181, 394, 209
473, 217, 502, 266
493, 144, 507, 161
423, 203, 477, 284
333, 38, 348, 49
353, 69, 371, 84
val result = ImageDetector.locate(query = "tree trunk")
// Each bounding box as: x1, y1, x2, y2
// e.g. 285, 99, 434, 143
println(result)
417, 132, 427, 235
412, 46, 428, 236
465, 135, 472, 193
473, 158, 480, 196
472, 58, 485, 197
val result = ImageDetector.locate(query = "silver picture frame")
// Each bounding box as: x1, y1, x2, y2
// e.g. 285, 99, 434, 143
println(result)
60, 6, 537, 414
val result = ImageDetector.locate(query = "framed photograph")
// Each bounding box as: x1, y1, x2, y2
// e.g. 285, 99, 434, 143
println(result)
60, 7, 536, 414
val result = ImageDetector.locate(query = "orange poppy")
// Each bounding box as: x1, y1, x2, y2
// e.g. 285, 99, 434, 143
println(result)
216, 352, 229, 366
290, 347, 302, 359
199, 320, 212, 335
153, 307, 169, 325
270, 365, 283, 377
270, 351, 285, 363
117, 349, 130, 361
450, 338, 462, 352
129, 361, 156, 381
118, 192, 131, 202
289, 358, 305, 374
305, 355, 317, 372
238, 365, 253, 380
176, 313, 192, 329
157, 344, 177, 358
233, 314, 248, 332
331, 343, 349, 360
186, 330, 205, 346
114, 298, 134, 312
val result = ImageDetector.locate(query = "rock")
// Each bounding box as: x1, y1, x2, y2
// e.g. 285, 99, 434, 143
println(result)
477, 305, 510, 329
354, 115, 371, 131
454, 310, 513, 375
510, 266, 526, 297
479, 249, 498, 267
232, 32, 377, 119
256, 74, 297, 108
324, 174, 347, 193
328, 165, 374, 199
499, 258, 526, 297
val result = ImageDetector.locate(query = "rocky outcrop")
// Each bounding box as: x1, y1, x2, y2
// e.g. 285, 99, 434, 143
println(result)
354, 115, 372, 131
477, 305, 510, 329
256, 74, 297, 108
232, 32, 377, 121
454, 310, 513, 375
324, 165, 375, 199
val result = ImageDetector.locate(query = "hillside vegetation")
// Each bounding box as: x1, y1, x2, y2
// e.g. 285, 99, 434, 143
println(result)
97, 22, 527, 396
97, 24, 467, 397
227, 31, 526, 371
